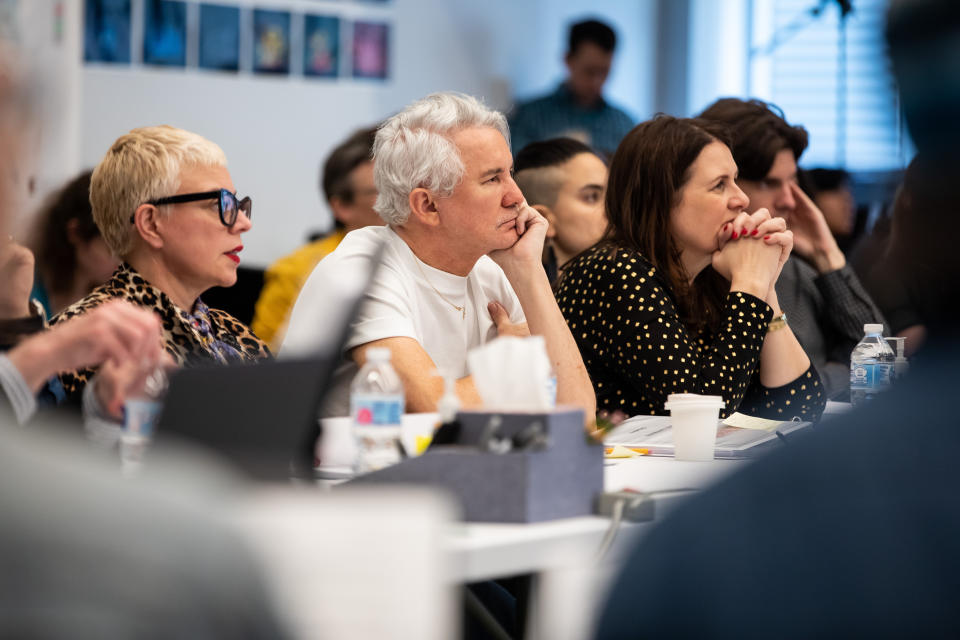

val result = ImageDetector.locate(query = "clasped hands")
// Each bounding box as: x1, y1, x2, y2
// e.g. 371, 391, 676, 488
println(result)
711, 208, 792, 303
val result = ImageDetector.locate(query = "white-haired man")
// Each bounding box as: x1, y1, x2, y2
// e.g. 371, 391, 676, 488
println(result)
283, 93, 596, 419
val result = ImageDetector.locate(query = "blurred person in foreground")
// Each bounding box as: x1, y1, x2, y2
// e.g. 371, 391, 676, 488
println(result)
0, 51, 288, 638
698, 98, 886, 400
513, 137, 608, 285
848, 158, 927, 357
509, 19, 634, 157
0, 65, 162, 425
252, 126, 381, 351
283, 92, 595, 420
29, 170, 119, 317
53, 125, 270, 407
555, 116, 825, 421
594, 1, 960, 636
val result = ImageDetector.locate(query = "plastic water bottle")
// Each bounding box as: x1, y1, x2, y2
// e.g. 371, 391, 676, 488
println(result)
350, 347, 405, 473
545, 362, 558, 408
886, 336, 909, 382
850, 323, 895, 406
121, 364, 168, 475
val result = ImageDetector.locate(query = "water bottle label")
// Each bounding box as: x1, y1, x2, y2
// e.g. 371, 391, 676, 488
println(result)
545, 375, 557, 408
850, 363, 894, 389
351, 393, 404, 426
124, 398, 162, 439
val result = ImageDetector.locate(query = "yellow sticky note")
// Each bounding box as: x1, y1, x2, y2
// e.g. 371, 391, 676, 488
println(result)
604, 444, 639, 458
414, 435, 433, 455
722, 412, 781, 431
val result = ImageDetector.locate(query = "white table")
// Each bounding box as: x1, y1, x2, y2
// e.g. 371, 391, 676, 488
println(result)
449, 455, 745, 581
447, 455, 746, 639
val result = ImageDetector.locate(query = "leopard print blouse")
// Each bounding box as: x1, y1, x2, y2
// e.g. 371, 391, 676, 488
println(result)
52, 263, 271, 402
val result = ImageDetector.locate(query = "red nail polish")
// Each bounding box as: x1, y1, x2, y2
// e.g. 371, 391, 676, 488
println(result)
751, 229, 759, 236
763, 235, 770, 240
731, 231, 738, 239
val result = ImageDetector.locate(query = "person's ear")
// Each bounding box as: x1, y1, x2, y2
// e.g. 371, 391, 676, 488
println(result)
534, 204, 557, 238
131, 204, 164, 249
64, 218, 82, 247
408, 188, 440, 227
329, 196, 352, 227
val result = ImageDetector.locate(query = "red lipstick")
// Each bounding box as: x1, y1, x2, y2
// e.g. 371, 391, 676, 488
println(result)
225, 245, 243, 264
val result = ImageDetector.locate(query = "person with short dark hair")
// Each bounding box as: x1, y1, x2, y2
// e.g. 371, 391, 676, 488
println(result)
555, 115, 825, 420
29, 170, 119, 317
803, 167, 857, 253
514, 138, 608, 283
508, 18, 634, 157
252, 126, 381, 350
699, 98, 886, 399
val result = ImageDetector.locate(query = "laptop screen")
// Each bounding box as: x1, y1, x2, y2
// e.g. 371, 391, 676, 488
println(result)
154, 237, 386, 481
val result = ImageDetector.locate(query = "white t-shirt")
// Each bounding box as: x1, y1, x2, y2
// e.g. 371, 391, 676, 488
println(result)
282, 226, 525, 416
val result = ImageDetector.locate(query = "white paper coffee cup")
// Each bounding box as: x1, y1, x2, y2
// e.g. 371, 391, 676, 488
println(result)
664, 393, 724, 461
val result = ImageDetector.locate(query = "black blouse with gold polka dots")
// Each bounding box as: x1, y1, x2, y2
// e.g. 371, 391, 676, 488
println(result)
556, 244, 826, 421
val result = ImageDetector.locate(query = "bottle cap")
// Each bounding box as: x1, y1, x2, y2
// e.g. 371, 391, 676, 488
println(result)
863, 323, 884, 335
434, 369, 460, 423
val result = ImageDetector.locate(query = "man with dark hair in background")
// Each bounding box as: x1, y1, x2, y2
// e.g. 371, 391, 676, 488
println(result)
252, 126, 381, 350
508, 19, 634, 157
699, 98, 885, 399
594, 1, 960, 636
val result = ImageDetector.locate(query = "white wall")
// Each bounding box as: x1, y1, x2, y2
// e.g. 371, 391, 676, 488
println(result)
686, 0, 749, 117
75, 0, 658, 267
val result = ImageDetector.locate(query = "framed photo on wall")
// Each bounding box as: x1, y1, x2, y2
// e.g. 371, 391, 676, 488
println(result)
199, 3, 240, 72
352, 20, 389, 80
143, 0, 186, 67
253, 8, 290, 75
84, 0, 131, 63
303, 14, 340, 78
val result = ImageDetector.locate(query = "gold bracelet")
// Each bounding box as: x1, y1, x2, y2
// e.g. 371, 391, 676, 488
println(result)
768, 312, 788, 333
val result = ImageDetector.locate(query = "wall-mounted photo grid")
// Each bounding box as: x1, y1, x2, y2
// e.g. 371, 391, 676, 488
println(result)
83, 0, 391, 81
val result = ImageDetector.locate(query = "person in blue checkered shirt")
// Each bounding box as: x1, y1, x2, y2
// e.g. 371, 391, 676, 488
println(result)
508, 19, 634, 159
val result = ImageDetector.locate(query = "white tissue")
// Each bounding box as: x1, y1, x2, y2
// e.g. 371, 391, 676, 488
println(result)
467, 336, 553, 410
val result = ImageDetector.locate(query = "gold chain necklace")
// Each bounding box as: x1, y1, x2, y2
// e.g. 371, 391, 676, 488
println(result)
413, 256, 466, 320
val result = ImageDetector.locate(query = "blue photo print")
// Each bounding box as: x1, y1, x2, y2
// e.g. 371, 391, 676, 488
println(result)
253, 9, 290, 75
143, 0, 186, 66
84, 0, 131, 64
303, 15, 340, 78
199, 4, 240, 71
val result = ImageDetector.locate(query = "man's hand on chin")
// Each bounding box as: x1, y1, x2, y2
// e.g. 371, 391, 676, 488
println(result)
489, 202, 548, 278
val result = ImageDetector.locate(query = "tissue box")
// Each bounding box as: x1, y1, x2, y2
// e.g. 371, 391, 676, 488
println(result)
347, 408, 603, 523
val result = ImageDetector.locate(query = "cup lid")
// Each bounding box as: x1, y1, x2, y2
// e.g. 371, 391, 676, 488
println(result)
664, 393, 725, 411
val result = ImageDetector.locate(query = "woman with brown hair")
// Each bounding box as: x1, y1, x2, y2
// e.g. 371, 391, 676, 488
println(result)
30, 170, 119, 317
556, 115, 825, 420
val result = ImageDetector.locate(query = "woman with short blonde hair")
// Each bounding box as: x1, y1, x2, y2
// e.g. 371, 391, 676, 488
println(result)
54, 125, 269, 401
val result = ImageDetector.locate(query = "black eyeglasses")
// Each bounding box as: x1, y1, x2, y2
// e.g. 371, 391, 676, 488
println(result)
130, 189, 252, 227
